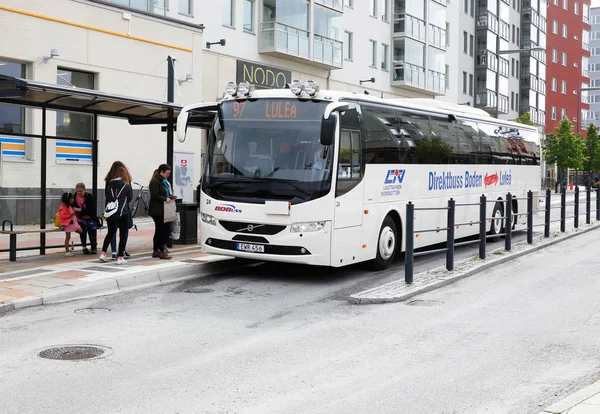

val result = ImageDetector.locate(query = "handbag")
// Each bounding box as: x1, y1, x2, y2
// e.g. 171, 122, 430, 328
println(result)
170, 212, 181, 240
164, 199, 177, 223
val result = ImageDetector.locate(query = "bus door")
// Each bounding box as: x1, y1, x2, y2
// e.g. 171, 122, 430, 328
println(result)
334, 129, 364, 229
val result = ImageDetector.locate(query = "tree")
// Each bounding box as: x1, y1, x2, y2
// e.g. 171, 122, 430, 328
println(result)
516, 111, 537, 126
583, 123, 600, 174
543, 119, 586, 179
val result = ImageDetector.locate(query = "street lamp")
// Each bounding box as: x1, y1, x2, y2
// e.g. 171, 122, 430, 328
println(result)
494, 46, 545, 119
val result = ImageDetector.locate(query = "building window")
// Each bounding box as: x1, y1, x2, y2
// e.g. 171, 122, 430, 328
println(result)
102, 0, 166, 16
463, 31, 468, 53
381, 44, 388, 70
370, 40, 377, 67
561, 80, 567, 94
512, 24, 515, 43
446, 23, 450, 46
511, 92, 515, 111
563, 0, 568, 10
551, 106, 556, 120
445, 64, 450, 89
516, 27, 520, 46
344, 0, 353, 7
464, 0, 468, 13
552, 20, 558, 34
56, 69, 94, 142
243, 0, 254, 32
516, 60, 519, 78
575, 2, 579, 15
223, 0, 234, 26
383, 0, 389, 21
469, 34, 474, 56
370, 0, 376, 17
511, 58, 515, 77
469, 73, 473, 96
462, 71, 467, 93
516, 93, 519, 111
552, 49, 558, 63
470, 0, 474, 17
562, 24, 567, 38
561, 108, 567, 119
0, 60, 27, 160
552, 78, 557, 91
344, 31, 353, 60
179, 0, 192, 15
562, 52, 567, 66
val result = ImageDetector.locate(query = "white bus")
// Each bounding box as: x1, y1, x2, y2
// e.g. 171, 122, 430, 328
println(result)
177, 80, 541, 270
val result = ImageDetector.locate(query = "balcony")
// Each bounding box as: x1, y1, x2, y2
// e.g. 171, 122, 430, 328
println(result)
392, 62, 445, 96
314, 0, 343, 11
475, 89, 509, 114
583, 42, 590, 52
313, 34, 343, 67
428, 24, 446, 50
522, 74, 546, 94
477, 11, 499, 34
394, 13, 427, 42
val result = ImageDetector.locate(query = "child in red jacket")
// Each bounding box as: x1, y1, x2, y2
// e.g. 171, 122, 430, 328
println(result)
58, 192, 82, 257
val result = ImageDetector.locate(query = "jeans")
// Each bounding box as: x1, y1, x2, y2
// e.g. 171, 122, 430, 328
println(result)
102, 215, 130, 257
151, 215, 171, 252
110, 214, 132, 253
79, 218, 98, 250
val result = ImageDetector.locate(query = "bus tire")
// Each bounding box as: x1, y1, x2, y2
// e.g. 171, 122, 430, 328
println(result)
374, 216, 397, 271
489, 202, 504, 240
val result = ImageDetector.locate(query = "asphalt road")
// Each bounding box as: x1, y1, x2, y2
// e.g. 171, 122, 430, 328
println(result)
2, 217, 600, 413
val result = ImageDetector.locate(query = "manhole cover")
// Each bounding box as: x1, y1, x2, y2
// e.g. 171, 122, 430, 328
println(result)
38, 345, 112, 361
75, 308, 111, 314
185, 287, 214, 294
406, 300, 441, 307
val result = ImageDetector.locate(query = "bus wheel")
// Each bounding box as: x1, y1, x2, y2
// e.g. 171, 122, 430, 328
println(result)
489, 202, 504, 240
374, 216, 397, 271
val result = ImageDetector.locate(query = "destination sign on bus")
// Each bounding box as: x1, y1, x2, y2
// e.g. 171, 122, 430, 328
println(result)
222, 99, 328, 121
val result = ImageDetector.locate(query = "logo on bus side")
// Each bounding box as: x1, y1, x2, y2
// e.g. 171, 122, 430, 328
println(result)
214, 204, 242, 213
384, 169, 406, 184
428, 170, 512, 191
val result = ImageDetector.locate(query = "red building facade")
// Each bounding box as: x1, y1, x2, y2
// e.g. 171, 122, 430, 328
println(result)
545, 0, 590, 137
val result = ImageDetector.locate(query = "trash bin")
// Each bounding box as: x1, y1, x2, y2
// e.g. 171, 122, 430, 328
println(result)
173, 201, 198, 245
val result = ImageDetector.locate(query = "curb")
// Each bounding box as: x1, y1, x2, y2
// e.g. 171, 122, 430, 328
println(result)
539, 378, 600, 413
1, 258, 251, 314
350, 223, 600, 305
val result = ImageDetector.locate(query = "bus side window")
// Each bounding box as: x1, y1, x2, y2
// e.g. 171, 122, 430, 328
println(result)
396, 111, 430, 164
336, 130, 362, 197
455, 119, 480, 164
362, 105, 402, 164
426, 115, 456, 164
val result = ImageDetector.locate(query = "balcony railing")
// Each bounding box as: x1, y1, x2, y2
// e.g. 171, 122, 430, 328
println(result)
94, 0, 166, 16
428, 24, 446, 50
427, 69, 446, 95
583, 68, 590, 78
394, 13, 427, 42
475, 89, 509, 113
583, 42, 590, 51
477, 11, 499, 34
313, 34, 343, 66
261, 22, 309, 59
314, 0, 343, 11
393, 61, 426, 90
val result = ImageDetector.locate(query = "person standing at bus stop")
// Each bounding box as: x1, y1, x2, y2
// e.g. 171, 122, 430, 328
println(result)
99, 166, 132, 264
104, 161, 133, 259
149, 164, 176, 259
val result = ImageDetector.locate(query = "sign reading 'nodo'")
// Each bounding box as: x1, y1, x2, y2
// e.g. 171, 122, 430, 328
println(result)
236, 60, 292, 90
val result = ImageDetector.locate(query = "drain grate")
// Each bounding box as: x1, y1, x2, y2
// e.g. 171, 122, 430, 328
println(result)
38, 345, 111, 361
406, 300, 441, 307
74, 308, 111, 314
185, 287, 214, 294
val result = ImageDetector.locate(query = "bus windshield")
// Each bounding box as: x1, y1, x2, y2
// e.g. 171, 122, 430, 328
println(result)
202, 98, 333, 204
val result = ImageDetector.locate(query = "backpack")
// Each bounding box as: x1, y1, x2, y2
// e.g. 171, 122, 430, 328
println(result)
104, 184, 126, 219
53, 212, 61, 228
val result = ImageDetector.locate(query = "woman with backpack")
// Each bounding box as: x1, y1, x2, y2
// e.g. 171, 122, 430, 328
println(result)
104, 161, 133, 259
99, 166, 132, 264
149, 164, 177, 259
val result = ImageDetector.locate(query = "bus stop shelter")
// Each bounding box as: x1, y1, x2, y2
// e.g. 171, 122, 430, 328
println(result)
0, 73, 215, 256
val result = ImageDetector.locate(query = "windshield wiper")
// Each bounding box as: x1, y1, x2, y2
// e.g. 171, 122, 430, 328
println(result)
207, 177, 312, 197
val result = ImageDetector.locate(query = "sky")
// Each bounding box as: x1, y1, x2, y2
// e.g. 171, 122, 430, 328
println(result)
593, 0, 600, 7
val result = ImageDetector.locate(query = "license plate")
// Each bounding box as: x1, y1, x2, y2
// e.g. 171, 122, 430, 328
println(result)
236, 243, 265, 253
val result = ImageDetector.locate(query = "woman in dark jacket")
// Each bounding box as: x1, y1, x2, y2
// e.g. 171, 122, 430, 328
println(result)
74, 182, 97, 254
99, 166, 132, 264
149, 164, 176, 259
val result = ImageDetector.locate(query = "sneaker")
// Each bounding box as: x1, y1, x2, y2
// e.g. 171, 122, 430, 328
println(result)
64, 252, 75, 257
117, 257, 127, 265
123, 251, 131, 258
99, 252, 108, 262
82, 248, 91, 255
111, 253, 117, 260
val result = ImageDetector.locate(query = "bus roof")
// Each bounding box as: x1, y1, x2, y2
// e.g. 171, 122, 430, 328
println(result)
221, 88, 539, 132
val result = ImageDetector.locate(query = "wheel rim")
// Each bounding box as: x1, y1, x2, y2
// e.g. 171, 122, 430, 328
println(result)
493, 209, 503, 234
378, 226, 396, 260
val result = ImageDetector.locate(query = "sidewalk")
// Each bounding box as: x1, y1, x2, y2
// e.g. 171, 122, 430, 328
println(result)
0, 216, 242, 313
539, 378, 600, 413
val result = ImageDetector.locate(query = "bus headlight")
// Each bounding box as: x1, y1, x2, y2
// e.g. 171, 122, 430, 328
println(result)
303, 80, 318, 96
225, 81, 238, 96
290, 221, 326, 233
201, 213, 217, 226
289, 80, 303, 95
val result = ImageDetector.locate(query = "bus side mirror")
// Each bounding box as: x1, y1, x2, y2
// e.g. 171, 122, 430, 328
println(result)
320, 114, 336, 146
176, 111, 189, 143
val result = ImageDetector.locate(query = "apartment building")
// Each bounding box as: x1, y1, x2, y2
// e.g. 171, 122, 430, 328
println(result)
545, 0, 590, 135
586, 7, 600, 130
